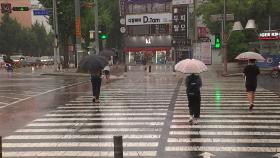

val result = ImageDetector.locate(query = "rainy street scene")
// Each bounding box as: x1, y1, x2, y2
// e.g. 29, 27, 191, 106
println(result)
0, 0, 280, 158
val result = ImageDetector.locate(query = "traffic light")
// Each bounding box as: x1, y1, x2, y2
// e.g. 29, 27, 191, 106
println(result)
1, 3, 12, 13
99, 25, 108, 40
214, 34, 221, 49
12, 6, 29, 11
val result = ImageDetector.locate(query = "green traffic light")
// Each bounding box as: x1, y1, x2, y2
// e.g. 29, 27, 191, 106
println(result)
215, 36, 221, 49
100, 34, 108, 40
12, 7, 29, 11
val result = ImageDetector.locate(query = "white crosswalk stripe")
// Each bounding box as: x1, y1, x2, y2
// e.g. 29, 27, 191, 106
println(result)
2, 73, 178, 158
166, 75, 280, 157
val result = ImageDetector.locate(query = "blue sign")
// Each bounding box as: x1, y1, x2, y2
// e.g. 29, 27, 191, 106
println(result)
33, 9, 49, 16
256, 54, 280, 68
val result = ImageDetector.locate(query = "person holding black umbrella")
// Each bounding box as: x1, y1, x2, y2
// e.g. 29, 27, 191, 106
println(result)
78, 55, 108, 103
91, 69, 102, 103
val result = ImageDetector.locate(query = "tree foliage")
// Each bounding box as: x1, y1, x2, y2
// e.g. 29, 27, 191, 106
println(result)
0, 15, 53, 57
197, 0, 280, 61
38, 0, 120, 67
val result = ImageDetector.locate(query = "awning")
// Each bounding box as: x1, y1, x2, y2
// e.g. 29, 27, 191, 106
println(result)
123, 47, 171, 52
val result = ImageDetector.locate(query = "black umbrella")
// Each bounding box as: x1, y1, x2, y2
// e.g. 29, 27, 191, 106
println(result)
100, 49, 116, 57
78, 55, 108, 73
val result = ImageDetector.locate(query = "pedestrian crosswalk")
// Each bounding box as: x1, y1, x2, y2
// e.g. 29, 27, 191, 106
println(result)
2, 73, 177, 157
165, 75, 280, 158
2, 70, 280, 158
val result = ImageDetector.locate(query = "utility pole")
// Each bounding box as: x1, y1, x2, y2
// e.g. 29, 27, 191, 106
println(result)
94, 0, 99, 55
75, 0, 82, 66
52, 0, 60, 71
222, 0, 228, 75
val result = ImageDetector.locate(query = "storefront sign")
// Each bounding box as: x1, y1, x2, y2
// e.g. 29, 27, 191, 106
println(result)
119, 0, 126, 17
259, 32, 280, 40
126, 13, 172, 25
172, 0, 193, 5
124, 35, 172, 48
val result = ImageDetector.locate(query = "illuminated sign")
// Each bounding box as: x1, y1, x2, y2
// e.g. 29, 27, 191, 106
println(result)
126, 13, 172, 25
259, 32, 280, 40
145, 38, 151, 44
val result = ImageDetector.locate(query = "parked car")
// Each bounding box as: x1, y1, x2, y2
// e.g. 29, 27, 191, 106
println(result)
25, 56, 42, 66
40, 56, 54, 65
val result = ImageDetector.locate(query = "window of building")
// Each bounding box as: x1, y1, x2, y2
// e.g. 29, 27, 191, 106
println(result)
127, 2, 171, 14
151, 24, 170, 34
128, 25, 150, 35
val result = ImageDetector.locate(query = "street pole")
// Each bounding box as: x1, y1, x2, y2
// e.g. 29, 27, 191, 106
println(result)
94, 0, 99, 55
75, 0, 82, 67
193, 0, 198, 59
52, 0, 60, 71
222, 0, 228, 75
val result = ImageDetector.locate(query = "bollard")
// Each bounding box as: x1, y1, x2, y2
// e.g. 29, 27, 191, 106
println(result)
0, 136, 2, 158
124, 65, 127, 72
114, 136, 123, 158
148, 65, 151, 73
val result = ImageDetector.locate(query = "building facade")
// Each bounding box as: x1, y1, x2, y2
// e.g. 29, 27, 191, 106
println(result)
0, 0, 32, 28
121, 0, 173, 64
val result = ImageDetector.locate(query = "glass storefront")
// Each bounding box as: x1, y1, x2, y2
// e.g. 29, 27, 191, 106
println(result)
127, 50, 172, 64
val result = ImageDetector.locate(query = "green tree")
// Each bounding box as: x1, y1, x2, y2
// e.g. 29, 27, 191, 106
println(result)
0, 15, 22, 55
197, 0, 280, 61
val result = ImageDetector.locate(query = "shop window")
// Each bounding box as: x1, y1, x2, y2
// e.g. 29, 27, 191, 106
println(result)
128, 25, 149, 35
151, 24, 170, 34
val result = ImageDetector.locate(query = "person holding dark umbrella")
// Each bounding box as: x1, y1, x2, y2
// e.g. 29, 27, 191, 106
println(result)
243, 59, 260, 110
79, 55, 108, 103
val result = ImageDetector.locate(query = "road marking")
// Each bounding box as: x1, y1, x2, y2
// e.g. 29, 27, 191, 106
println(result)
168, 138, 280, 143
4, 134, 161, 140
169, 131, 280, 136
26, 122, 164, 127
175, 107, 280, 110
172, 119, 280, 123
45, 112, 167, 117
51, 109, 167, 112
15, 127, 162, 133
66, 102, 170, 105
0, 81, 88, 109
3, 142, 159, 147
34, 117, 165, 121
0, 96, 21, 100
3, 151, 157, 157
58, 105, 169, 108
174, 114, 280, 118
171, 124, 280, 130
0, 101, 8, 105
165, 146, 280, 152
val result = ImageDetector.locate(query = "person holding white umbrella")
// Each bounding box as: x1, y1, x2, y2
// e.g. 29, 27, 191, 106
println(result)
175, 59, 207, 125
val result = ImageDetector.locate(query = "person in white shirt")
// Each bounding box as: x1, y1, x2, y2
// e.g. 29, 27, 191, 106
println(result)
103, 65, 110, 80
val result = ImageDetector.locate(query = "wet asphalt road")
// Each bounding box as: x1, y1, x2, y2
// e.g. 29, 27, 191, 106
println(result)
0, 65, 280, 158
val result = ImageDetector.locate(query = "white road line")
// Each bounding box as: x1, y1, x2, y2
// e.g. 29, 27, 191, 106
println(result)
3, 142, 159, 147
3, 151, 157, 157
176, 100, 280, 103
175, 103, 280, 106
66, 102, 170, 105
173, 114, 280, 118
167, 138, 280, 143
0, 96, 21, 100
173, 110, 280, 114
171, 124, 280, 130
4, 134, 161, 140
15, 128, 162, 133
34, 117, 165, 121
172, 119, 280, 123
27, 122, 164, 127
52, 109, 168, 112
0, 81, 88, 109
169, 131, 280, 136
58, 105, 169, 109
45, 113, 167, 117
165, 146, 279, 152
0, 101, 8, 105
174, 107, 280, 110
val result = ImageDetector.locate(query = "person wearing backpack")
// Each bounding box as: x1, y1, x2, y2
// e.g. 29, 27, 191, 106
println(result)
185, 73, 202, 125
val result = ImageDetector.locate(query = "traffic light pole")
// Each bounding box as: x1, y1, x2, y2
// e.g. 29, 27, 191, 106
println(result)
75, 0, 82, 66
94, 0, 99, 55
52, 0, 60, 72
222, 0, 228, 75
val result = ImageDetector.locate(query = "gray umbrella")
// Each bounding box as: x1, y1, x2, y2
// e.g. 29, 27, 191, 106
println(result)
78, 55, 108, 73
100, 49, 116, 57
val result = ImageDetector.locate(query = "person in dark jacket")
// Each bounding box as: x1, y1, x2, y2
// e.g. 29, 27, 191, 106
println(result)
243, 59, 260, 110
91, 69, 102, 103
185, 73, 202, 125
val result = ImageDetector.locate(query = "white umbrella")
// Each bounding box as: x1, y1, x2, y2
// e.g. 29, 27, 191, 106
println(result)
175, 59, 207, 74
235, 51, 265, 61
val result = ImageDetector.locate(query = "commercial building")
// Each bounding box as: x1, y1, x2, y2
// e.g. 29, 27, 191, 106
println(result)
120, 0, 173, 64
